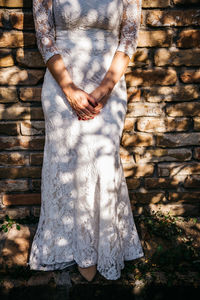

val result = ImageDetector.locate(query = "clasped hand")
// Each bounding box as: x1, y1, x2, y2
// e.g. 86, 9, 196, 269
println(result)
65, 83, 110, 121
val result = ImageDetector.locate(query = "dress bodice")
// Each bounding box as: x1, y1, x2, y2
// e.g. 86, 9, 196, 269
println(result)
32, 0, 142, 64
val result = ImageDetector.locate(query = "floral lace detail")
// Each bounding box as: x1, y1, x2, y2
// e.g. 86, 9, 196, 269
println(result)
33, 0, 61, 64
29, 0, 144, 281
33, 0, 142, 64
117, 0, 142, 59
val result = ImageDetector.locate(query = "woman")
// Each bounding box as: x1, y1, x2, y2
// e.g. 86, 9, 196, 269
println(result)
28, 0, 144, 282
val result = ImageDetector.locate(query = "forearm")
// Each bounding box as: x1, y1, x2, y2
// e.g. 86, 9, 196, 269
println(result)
98, 51, 130, 97
46, 54, 75, 97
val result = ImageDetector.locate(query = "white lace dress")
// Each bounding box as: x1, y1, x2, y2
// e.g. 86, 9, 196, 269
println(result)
28, 0, 144, 280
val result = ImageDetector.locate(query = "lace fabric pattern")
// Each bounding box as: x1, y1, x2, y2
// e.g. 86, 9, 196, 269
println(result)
28, 0, 144, 280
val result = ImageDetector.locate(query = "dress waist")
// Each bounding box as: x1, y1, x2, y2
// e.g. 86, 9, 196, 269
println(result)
55, 28, 119, 54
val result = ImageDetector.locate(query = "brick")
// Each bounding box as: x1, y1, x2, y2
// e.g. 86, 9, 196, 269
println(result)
0, 152, 29, 165
138, 30, 172, 47
0, 121, 18, 135
167, 102, 200, 117
194, 118, 200, 131
2, 193, 41, 206
127, 87, 141, 102
130, 192, 166, 204
21, 121, 45, 136
127, 103, 164, 117
31, 179, 41, 192
126, 178, 140, 189
0, 10, 34, 30
146, 9, 200, 27
184, 175, 200, 188
155, 49, 200, 66
158, 163, 200, 177
169, 192, 200, 203
0, 48, 14, 67
136, 148, 192, 163
0, 0, 32, 8
137, 117, 190, 132
0, 208, 30, 220
180, 69, 200, 83
177, 30, 200, 48
16, 48, 44, 68
0, 180, 28, 192
194, 148, 200, 160
130, 49, 150, 68
0, 66, 44, 85
143, 85, 199, 102
123, 118, 137, 131
0, 30, 35, 48
0, 136, 44, 150
143, 0, 170, 8
173, 0, 200, 5
145, 177, 180, 189
19, 87, 42, 102
148, 203, 199, 217
157, 133, 200, 147
120, 146, 134, 163
123, 163, 154, 177
0, 167, 42, 179
0, 105, 44, 120
0, 86, 18, 103
121, 132, 154, 147
31, 206, 41, 217
125, 68, 177, 86
30, 153, 44, 166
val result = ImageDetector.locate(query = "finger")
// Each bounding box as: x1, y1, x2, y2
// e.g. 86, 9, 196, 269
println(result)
86, 103, 101, 115
88, 95, 98, 107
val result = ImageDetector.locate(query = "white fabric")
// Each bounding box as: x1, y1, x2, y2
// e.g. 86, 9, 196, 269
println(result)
28, 0, 144, 280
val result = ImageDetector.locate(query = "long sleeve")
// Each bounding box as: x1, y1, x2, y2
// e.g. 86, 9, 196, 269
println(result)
116, 0, 142, 60
32, 0, 61, 64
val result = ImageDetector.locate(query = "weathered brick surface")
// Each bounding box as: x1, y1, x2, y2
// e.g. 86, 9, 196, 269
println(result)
158, 163, 200, 177
0, 86, 18, 102
125, 68, 177, 86
154, 49, 200, 66
0, 1, 199, 217
143, 0, 170, 8
142, 85, 199, 102
156, 133, 200, 147
146, 9, 200, 27
194, 118, 200, 131
137, 117, 190, 132
0, 30, 35, 47
0, 66, 44, 85
177, 29, 200, 48
2, 193, 41, 206
21, 121, 45, 136
138, 30, 173, 47
180, 69, 200, 83
135, 148, 192, 163
0, 136, 44, 150
166, 102, 200, 117
173, 0, 199, 5
0, 122, 18, 135
0, 152, 29, 165
19, 87, 42, 102
0, 0, 32, 8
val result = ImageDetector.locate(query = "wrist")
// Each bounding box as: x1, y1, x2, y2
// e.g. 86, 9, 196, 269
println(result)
62, 82, 77, 97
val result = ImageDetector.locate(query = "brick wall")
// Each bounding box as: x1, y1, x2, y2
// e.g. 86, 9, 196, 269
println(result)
0, 0, 200, 220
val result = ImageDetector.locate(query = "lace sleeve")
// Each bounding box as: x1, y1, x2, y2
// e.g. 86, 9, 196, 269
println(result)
116, 0, 142, 60
33, 0, 61, 64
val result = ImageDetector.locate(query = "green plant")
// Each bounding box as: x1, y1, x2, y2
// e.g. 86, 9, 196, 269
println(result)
0, 214, 21, 232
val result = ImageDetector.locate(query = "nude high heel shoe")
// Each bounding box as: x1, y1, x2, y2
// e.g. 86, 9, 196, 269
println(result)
77, 264, 97, 282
